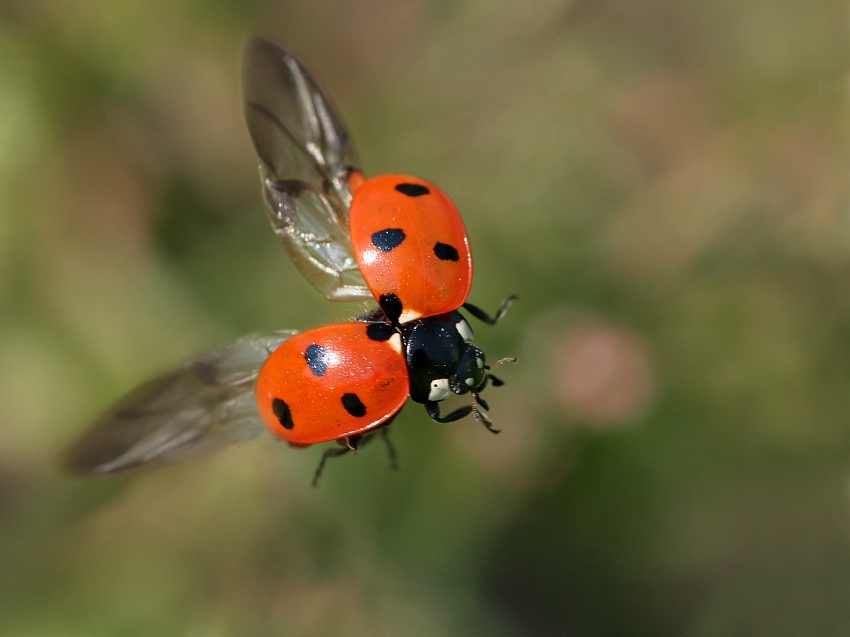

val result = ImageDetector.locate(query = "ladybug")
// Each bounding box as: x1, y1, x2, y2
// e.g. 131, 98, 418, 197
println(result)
64, 38, 515, 484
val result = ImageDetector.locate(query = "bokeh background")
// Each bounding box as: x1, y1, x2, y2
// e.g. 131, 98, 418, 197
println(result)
1, 0, 847, 635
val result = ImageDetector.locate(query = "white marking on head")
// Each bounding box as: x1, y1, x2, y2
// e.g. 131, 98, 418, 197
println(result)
428, 378, 451, 402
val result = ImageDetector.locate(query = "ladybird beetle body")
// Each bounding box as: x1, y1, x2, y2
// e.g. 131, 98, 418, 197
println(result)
64, 38, 516, 485
348, 174, 472, 325
256, 322, 408, 445
256, 310, 506, 447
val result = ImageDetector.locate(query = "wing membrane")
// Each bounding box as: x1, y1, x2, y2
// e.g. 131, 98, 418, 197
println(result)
242, 38, 371, 301
64, 331, 296, 475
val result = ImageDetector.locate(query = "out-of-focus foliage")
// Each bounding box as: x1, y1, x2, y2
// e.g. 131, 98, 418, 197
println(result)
0, 0, 847, 635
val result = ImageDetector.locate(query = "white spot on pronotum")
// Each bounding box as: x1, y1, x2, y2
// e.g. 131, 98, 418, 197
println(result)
387, 333, 403, 355
465, 377, 475, 386
476, 358, 484, 368
400, 308, 422, 324
456, 318, 474, 342
428, 378, 451, 402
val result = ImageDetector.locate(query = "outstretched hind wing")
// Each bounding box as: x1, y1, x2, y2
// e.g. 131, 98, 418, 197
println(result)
242, 38, 371, 302
64, 331, 296, 475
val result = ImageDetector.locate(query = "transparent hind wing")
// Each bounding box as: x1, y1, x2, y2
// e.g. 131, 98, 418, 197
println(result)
242, 37, 371, 302
64, 331, 297, 475
242, 38, 356, 199
260, 172, 372, 301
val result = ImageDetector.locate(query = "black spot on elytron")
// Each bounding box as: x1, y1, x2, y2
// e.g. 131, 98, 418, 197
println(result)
380, 294, 403, 325
366, 322, 396, 342
395, 183, 430, 197
371, 228, 406, 252
341, 393, 367, 418
272, 398, 294, 430
433, 242, 460, 261
304, 344, 327, 377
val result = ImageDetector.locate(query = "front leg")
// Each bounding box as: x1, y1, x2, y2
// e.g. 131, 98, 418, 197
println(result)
312, 441, 353, 487
424, 401, 499, 434
462, 295, 517, 326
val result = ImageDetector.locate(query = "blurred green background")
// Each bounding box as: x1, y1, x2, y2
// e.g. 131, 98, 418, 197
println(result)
0, 0, 847, 635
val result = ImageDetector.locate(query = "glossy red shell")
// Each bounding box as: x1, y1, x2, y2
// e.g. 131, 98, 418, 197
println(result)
255, 322, 409, 445
349, 174, 473, 324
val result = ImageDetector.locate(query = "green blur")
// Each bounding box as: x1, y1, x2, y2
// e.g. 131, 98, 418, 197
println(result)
0, 1, 847, 635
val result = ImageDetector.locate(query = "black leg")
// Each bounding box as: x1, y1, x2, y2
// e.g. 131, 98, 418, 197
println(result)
424, 400, 500, 434
486, 357, 518, 388
311, 424, 401, 486
425, 400, 472, 423
470, 393, 500, 433
378, 427, 398, 471
463, 295, 517, 326
312, 442, 353, 487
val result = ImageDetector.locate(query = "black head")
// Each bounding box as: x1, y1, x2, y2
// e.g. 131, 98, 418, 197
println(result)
401, 312, 476, 403
400, 309, 514, 435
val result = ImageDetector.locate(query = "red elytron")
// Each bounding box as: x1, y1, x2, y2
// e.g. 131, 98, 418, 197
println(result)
348, 173, 473, 325
255, 322, 408, 446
